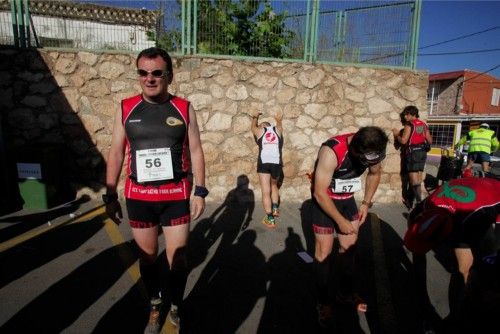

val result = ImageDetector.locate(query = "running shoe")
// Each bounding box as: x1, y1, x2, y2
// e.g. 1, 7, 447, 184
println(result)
316, 303, 333, 328
272, 206, 280, 217
167, 304, 180, 327
144, 298, 162, 334
261, 215, 276, 229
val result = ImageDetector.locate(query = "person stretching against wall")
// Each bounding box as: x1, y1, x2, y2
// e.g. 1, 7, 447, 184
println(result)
251, 112, 283, 229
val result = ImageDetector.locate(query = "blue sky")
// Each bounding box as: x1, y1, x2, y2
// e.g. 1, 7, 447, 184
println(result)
417, 0, 500, 78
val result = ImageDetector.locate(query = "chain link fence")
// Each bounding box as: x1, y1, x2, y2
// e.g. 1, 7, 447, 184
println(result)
0, 0, 420, 68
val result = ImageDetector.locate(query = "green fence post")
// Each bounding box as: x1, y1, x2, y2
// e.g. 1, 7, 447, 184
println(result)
409, 0, 422, 69
23, 0, 31, 48
303, 0, 311, 61
193, 0, 198, 54
10, 0, 19, 47
309, 0, 320, 63
15, 0, 26, 48
186, 0, 192, 54
181, 0, 186, 54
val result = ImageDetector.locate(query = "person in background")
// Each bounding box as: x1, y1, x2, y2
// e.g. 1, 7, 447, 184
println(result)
404, 176, 500, 333
251, 111, 283, 229
311, 126, 388, 327
394, 111, 414, 210
456, 123, 499, 174
104, 47, 207, 333
392, 106, 432, 208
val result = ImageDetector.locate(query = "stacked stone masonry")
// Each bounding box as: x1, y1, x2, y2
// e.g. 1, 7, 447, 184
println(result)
0, 49, 429, 203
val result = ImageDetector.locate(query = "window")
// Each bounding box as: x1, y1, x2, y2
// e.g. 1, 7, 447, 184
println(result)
428, 124, 456, 148
427, 81, 441, 114
492, 88, 500, 106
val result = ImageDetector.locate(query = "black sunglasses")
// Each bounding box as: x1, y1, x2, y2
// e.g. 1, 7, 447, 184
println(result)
137, 69, 168, 78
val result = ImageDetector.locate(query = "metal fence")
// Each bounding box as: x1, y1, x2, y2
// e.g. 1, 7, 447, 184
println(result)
1, 0, 420, 69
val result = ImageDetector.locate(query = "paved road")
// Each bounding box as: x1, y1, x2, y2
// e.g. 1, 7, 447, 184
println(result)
0, 193, 456, 334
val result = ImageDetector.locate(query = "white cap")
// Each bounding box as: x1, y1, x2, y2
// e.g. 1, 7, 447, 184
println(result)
480, 123, 489, 128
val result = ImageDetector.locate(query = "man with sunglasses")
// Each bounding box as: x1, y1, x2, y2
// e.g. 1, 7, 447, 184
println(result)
104, 47, 207, 333
310, 126, 388, 327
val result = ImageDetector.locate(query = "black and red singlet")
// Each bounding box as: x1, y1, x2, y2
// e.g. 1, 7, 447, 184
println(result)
121, 94, 191, 201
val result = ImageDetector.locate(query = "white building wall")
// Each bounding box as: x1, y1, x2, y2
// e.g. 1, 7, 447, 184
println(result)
0, 11, 155, 51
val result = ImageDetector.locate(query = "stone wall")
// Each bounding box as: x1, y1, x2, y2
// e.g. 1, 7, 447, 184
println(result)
0, 48, 429, 204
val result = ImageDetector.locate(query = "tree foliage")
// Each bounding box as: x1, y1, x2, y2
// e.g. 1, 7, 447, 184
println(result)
152, 0, 295, 58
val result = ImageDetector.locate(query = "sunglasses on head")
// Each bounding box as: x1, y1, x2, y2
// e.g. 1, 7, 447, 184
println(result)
353, 150, 386, 166
137, 69, 167, 78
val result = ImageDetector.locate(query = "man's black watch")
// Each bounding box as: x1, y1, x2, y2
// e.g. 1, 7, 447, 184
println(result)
194, 185, 209, 198
102, 193, 118, 204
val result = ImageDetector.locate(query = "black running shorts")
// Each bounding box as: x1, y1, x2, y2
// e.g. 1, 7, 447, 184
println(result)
126, 198, 190, 228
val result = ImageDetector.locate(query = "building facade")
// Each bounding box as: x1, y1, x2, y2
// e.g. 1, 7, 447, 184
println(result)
426, 70, 500, 154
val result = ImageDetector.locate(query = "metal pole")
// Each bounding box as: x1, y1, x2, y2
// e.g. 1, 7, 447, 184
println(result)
10, 0, 19, 47
23, 0, 30, 47
181, 0, 186, 54
410, 0, 422, 69
429, 85, 435, 115
16, 0, 26, 48
193, 0, 198, 54
310, 0, 320, 62
186, 0, 191, 54
303, 0, 312, 61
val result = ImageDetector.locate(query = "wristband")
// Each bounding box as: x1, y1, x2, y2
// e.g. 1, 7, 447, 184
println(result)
102, 193, 118, 204
194, 185, 209, 198
361, 200, 373, 208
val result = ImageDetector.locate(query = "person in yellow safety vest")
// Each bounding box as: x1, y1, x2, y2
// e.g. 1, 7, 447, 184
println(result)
456, 123, 499, 173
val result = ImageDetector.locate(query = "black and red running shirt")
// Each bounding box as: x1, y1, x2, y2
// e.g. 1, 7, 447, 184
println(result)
121, 94, 191, 201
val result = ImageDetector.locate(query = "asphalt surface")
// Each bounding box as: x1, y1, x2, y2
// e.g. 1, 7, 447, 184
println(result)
0, 160, 498, 334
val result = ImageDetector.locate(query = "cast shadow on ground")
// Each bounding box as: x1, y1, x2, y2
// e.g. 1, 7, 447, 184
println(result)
182, 229, 267, 334
0, 240, 139, 333
299, 198, 441, 334
0, 195, 92, 243
257, 226, 318, 333
0, 213, 105, 289
371, 217, 442, 334
187, 174, 254, 271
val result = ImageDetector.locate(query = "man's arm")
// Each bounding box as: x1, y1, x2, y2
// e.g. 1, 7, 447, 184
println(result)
274, 111, 283, 137
358, 162, 382, 224
313, 146, 356, 235
105, 106, 126, 224
425, 127, 433, 145
251, 112, 263, 138
188, 104, 206, 220
106, 108, 126, 195
491, 137, 499, 152
456, 134, 468, 147
395, 125, 411, 145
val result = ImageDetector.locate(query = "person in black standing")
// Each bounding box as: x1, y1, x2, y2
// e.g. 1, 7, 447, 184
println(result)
104, 47, 207, 333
